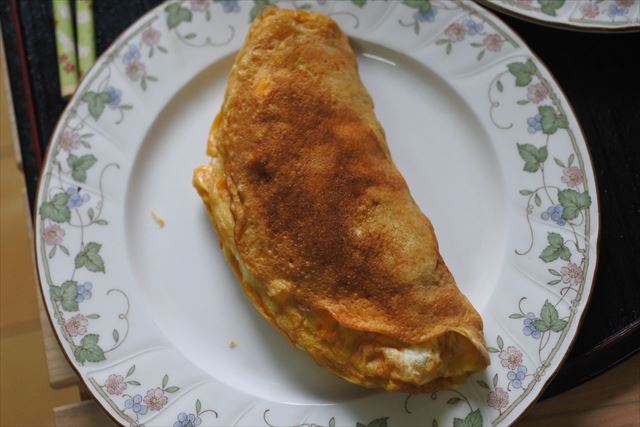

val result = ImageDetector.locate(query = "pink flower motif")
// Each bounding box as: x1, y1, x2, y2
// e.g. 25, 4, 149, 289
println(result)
561, 263, 584, 286
43, 224, 65, 246
105, 374, 127, 395
59, 130, 80, 152
526, 83, 549, 104
142, 27, 160, 47
65, 314, 88, 337
126, 61, 146, 82
189, 0, 209, 12
561, 166, 584, 187
499, 346, 523, 370
483, 34, 504, 52
488, 387, 509, 411
580, 2, 600, 18
144, 388, 168, 411
444, 23, 466, 42
616, 0, 634, 7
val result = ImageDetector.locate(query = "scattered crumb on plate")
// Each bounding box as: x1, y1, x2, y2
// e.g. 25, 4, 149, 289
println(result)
150, 210, 165, 228
228, 340, 237, 349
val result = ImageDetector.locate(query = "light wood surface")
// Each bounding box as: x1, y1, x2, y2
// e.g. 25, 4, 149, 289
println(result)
54, 401, 115, 427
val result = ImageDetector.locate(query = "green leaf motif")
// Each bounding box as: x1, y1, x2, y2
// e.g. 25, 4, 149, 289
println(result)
517, 143, 547, 172
127, 365, 136, 377
127, 380, 141, 386
162, 374, 169, 388
465, 409, 483, 427
550, 318, 568, 332
520, 189, 533, 195
539, 0, 565, 16
507, 59, 537, 87
493, 373, 498, 387
549, 268, 561, 276
81, 91, 111, 120
74, 334, 105, 364
59, 245, 70, 255
67, 154, 97, 183
60, 280, 79, 311
165, 386, 180, 393
402, 0, 432, 14
533, 319, 549, 332
538, 105, 568, 135
476, 380, 490, 389
486, 346, 499, 353
534, 193, 542, 207
39, 192, 71, 223
540, 232, 571, 263
351, 0, 367, 7
49, 285, 63, 300
558, 189, 591, 220
509, 313, 524, 319
166, 3, 193, 29
534, 299, 567, 333
496, 80, 504, 92
86, 314, 100, 319
453, 418, 465, 427
366, 418, 389, 427
250, 0, 271, 22
548, 232, 564, 248
196, 399, 202, 415
497, 335, 504, 350
547, 279, 561, 286
112, 329, 119, 343
75, 242, 105, 273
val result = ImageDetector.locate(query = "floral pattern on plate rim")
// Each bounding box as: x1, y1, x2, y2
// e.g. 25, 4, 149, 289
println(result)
36, 1, 595, 426
489, 0, 640, 27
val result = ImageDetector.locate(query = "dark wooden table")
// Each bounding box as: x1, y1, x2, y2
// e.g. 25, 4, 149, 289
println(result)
1, 0, 638, 400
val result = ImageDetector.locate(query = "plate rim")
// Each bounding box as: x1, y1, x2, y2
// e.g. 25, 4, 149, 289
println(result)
475, 0, 640, 33
32, 1, 601, 426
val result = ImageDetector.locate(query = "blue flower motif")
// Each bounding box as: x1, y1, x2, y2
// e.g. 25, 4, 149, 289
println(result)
414, 7, 438, 23
527, 114, 543, 134
124, 395, 148, 415
463, 19, 484, 36
122, 45, 141, 65
174, 412, 202, 427
66, 187, 90, 208
607, 5, 628, 17
105, 86, 122, 110
522, 312, 541, 339
507, 365, 527, 389
75, 282, 93, 303
221, 0, 240, 13
541, 204, 566, 226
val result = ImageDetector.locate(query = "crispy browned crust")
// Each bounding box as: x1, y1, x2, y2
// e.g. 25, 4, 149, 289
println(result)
194, 7, 489, 392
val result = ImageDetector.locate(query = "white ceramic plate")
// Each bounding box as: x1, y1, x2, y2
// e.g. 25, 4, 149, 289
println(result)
478, 0, 640, 32
36, 1, 599, 426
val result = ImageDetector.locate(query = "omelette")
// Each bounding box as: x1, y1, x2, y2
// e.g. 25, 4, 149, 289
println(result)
193, 7, 489, 392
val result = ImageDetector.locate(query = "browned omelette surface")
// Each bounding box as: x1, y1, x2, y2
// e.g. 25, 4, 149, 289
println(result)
194, 7, 489, 392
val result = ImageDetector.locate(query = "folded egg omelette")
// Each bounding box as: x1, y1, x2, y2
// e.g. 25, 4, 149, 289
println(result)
193, 7, 489, 392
